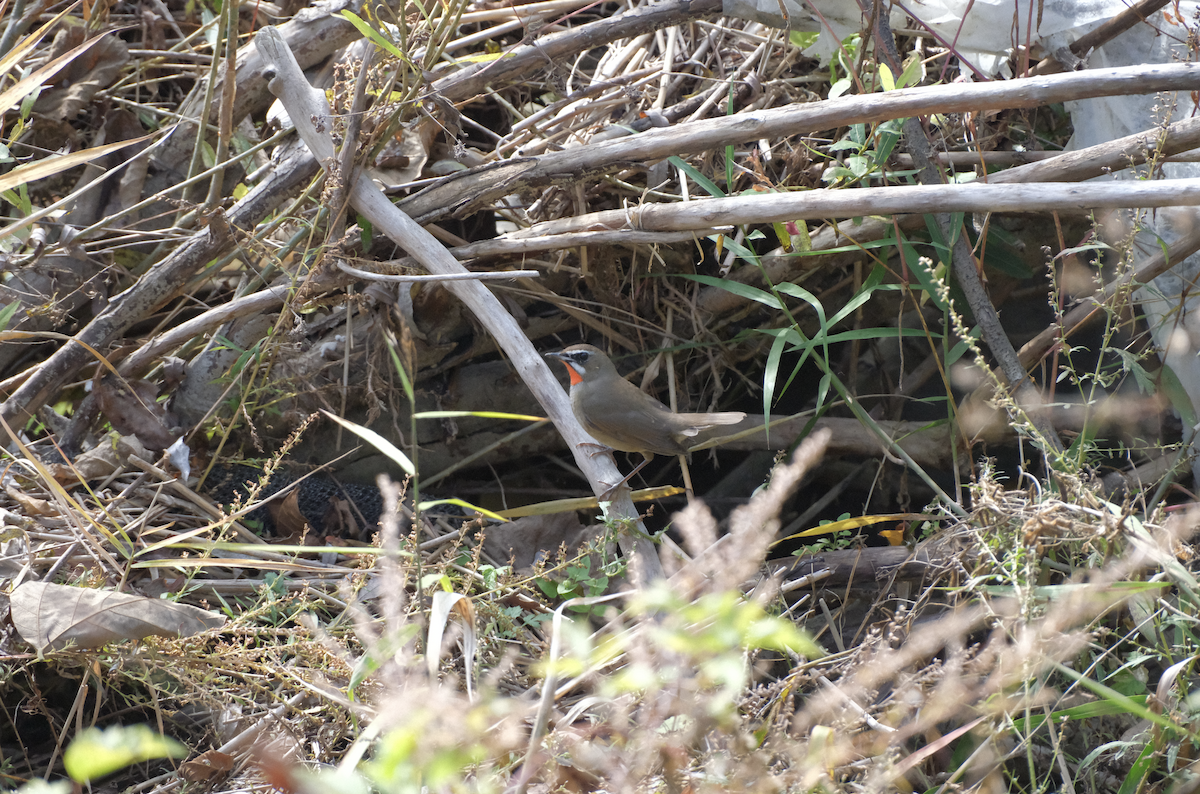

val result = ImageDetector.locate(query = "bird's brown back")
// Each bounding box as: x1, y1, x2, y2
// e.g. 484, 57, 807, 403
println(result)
572, 375, 744, 457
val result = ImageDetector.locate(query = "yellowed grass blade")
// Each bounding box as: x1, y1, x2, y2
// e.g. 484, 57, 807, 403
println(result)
0, 29, 111, 114
0, 133, 155, 195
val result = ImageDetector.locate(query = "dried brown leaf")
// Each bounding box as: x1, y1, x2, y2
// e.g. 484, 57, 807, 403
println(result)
179, 750, 236, 783
11, 581, 225, 653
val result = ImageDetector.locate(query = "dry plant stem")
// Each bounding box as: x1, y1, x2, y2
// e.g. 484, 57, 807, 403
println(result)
202, 0, 239, 213
401, 61, 1200, 223
0, 0, 28, 58
717, 415, 954, 468
151, 7, 361, 173
218, 692, 308, 755
1027, 0, 1171, 77
681, 431, 832, 591
387, 228, 729, 267
512, 178, 1200, 235
335, 262, 540, 282
117, 284, 294, 377
796, 519, 1195, 774
436, 0, 721, 102
895, 151, 1059, 167
990, 115, 1200, 185
125, 453, 264, 543
772, 544, 955, 588
0, 149, 320, 429
256, 26, 665, 582
1018, 220, 1200, 369
329, 44, 374, 240
455, 0, 600, 26
516, 591, 631, 794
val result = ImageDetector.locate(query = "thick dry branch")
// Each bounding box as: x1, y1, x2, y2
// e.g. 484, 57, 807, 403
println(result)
0, 142, 319, 428
509, 178, 1200, 235
1018, 219, 1200, 370
152, 3, 361, 175
390, 228, 731, 267
335, 263, 540, 282
990, 116, 1200, 185
694, 113, 1200, 316
432, 0, 723, 103
400, 62, 1200, 222
411, 414, 953, 478
1028, 0, 1171, 76
255, 26, 664, 580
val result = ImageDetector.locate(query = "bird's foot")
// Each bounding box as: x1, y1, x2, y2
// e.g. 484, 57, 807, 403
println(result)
577, 442, 612, 458
597, 481, 624, 502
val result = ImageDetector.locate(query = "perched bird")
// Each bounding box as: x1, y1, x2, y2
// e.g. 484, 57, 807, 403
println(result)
546, 344, 746, 494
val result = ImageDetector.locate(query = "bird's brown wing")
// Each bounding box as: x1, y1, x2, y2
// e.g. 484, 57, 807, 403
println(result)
574, 378, 690, 456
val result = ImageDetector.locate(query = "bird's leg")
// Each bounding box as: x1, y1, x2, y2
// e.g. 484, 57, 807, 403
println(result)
677, 453, 695, 501
598, 453, 653, 501
573, 441, 628, 498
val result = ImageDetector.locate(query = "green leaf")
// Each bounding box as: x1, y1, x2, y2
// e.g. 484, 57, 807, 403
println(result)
814, 371, 831, 420
827, 139, 861, 152
358, 215, 373, 249
871, 119, 903, 165
906, 245, 950, 313
878, 63, 895, 92
791, 219, 812, 252
743, 615, 824, 657
1117, 741, 1157, 794
945, 327, 981, 367
341, 11, 408, 62
0, 301, 19, 332
774, 283, 828, 337
667, 156, 725, 198
679, 273, 782, 310
762, 330, 788, 444
978, 224, 1032, 278
321, 410, 415, 475
1113, 349, 1155, 394
789, 30, 819, 50
772, 221, 792, 252
348, 624, 422, 694
1047, 661, 1200, 746
63, 725, 186, 783
784, 327, 936, 348
849, 154, 873, 177
897, 53, 924, 89
828, 277, 881, 327
1160, 363, 1198, 430
385, 333, 415, 403
980, 581, 1169, 601
1010, 694, 1150, 732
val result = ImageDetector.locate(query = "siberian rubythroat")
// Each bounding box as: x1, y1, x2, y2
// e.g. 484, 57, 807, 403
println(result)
547, 344, 746, 494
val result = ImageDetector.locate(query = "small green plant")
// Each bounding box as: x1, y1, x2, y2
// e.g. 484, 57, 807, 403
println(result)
62, 725, 186, 785
793, 522, 856, 554
532, 537, 624, 617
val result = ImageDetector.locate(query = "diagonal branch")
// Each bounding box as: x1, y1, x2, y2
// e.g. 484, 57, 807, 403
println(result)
255, 25, 664, 582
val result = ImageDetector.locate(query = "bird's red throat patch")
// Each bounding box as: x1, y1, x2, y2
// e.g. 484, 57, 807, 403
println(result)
561, 362, 583, 386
